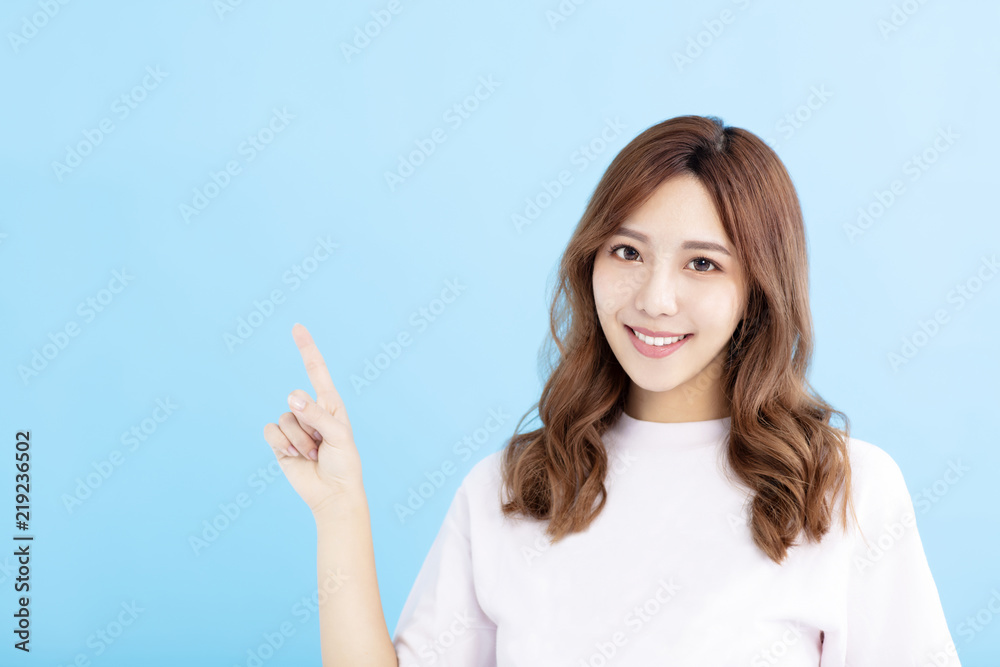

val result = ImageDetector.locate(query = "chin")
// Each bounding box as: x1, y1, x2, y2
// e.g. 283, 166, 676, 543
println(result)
621, 363, 690, 393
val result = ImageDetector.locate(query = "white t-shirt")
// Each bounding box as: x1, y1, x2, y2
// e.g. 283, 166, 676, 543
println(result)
392, 412, 961, 666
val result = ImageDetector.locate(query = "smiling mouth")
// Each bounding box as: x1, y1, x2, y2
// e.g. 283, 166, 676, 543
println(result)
628, 326, 691, 347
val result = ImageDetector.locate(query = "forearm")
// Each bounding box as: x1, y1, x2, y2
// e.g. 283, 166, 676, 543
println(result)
314, 490, 398, 667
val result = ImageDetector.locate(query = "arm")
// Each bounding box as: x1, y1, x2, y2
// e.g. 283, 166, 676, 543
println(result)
261, 324, 399, 666
314, 491, 398, 667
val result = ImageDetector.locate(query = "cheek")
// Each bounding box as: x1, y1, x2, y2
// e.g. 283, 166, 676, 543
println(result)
594, 259, 649, 316
687, 283, 743, 331
592, 262, 623, 316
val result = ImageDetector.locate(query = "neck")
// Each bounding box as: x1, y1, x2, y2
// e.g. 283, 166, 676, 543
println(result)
624, 374, 730, 423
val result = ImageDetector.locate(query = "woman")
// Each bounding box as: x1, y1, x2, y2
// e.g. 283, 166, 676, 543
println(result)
262, 115, 960, 665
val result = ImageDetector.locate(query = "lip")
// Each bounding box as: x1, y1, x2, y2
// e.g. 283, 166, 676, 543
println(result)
625, 324, 691, 359
629, 325, 687, 338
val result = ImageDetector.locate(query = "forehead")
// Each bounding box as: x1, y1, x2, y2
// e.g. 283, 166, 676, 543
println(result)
620, 174, 726, 238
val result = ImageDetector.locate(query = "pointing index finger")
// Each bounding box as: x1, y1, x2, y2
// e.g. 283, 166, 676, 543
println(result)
291, 323, 342, 411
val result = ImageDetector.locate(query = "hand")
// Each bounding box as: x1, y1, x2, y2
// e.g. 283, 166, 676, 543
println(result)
263, 323, 365, 515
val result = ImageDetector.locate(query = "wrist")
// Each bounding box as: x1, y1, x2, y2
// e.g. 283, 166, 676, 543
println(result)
311, 485, 369, 523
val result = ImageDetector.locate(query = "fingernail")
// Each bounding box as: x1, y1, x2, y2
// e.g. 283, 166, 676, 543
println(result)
286, 445, 299, 457
288, 394, 306, 410
308, 449, 318, 461
313, 430, 322, 441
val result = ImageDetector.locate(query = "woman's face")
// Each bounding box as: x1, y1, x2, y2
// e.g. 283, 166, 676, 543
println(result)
592, 173, 748, 417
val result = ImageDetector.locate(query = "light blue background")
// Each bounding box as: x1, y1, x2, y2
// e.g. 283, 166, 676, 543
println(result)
2, 0, 997, 664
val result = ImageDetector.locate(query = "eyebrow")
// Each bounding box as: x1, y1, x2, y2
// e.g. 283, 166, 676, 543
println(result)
613, 226, 732, 257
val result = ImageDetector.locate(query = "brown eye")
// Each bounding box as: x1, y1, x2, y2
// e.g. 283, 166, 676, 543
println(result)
610, 244, 640, 261
689, 257, 719, 272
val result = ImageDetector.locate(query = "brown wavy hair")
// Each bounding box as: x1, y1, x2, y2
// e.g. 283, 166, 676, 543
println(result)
499, 114, 860, 565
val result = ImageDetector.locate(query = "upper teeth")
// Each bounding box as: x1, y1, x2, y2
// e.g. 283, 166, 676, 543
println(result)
632, 328, 686, 346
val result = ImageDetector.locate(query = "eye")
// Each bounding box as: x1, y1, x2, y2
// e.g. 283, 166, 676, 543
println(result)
688, 257, 720, 272
608, 243, 722, 273
609, 243, 640, 261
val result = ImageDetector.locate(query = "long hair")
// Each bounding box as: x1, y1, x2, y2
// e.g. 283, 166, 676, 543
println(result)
499, 114, 860, 565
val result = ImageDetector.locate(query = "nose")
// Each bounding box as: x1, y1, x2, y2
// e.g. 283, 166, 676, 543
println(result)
633, 265, 679, 318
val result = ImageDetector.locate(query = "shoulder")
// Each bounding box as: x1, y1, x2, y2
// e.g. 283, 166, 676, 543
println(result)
847, 435, 903, 473
440, 448, 505, 521
433, 449, 507, 546
844, 435, 908, 494
841, 434, 914, 533
457, 447, 505, 490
